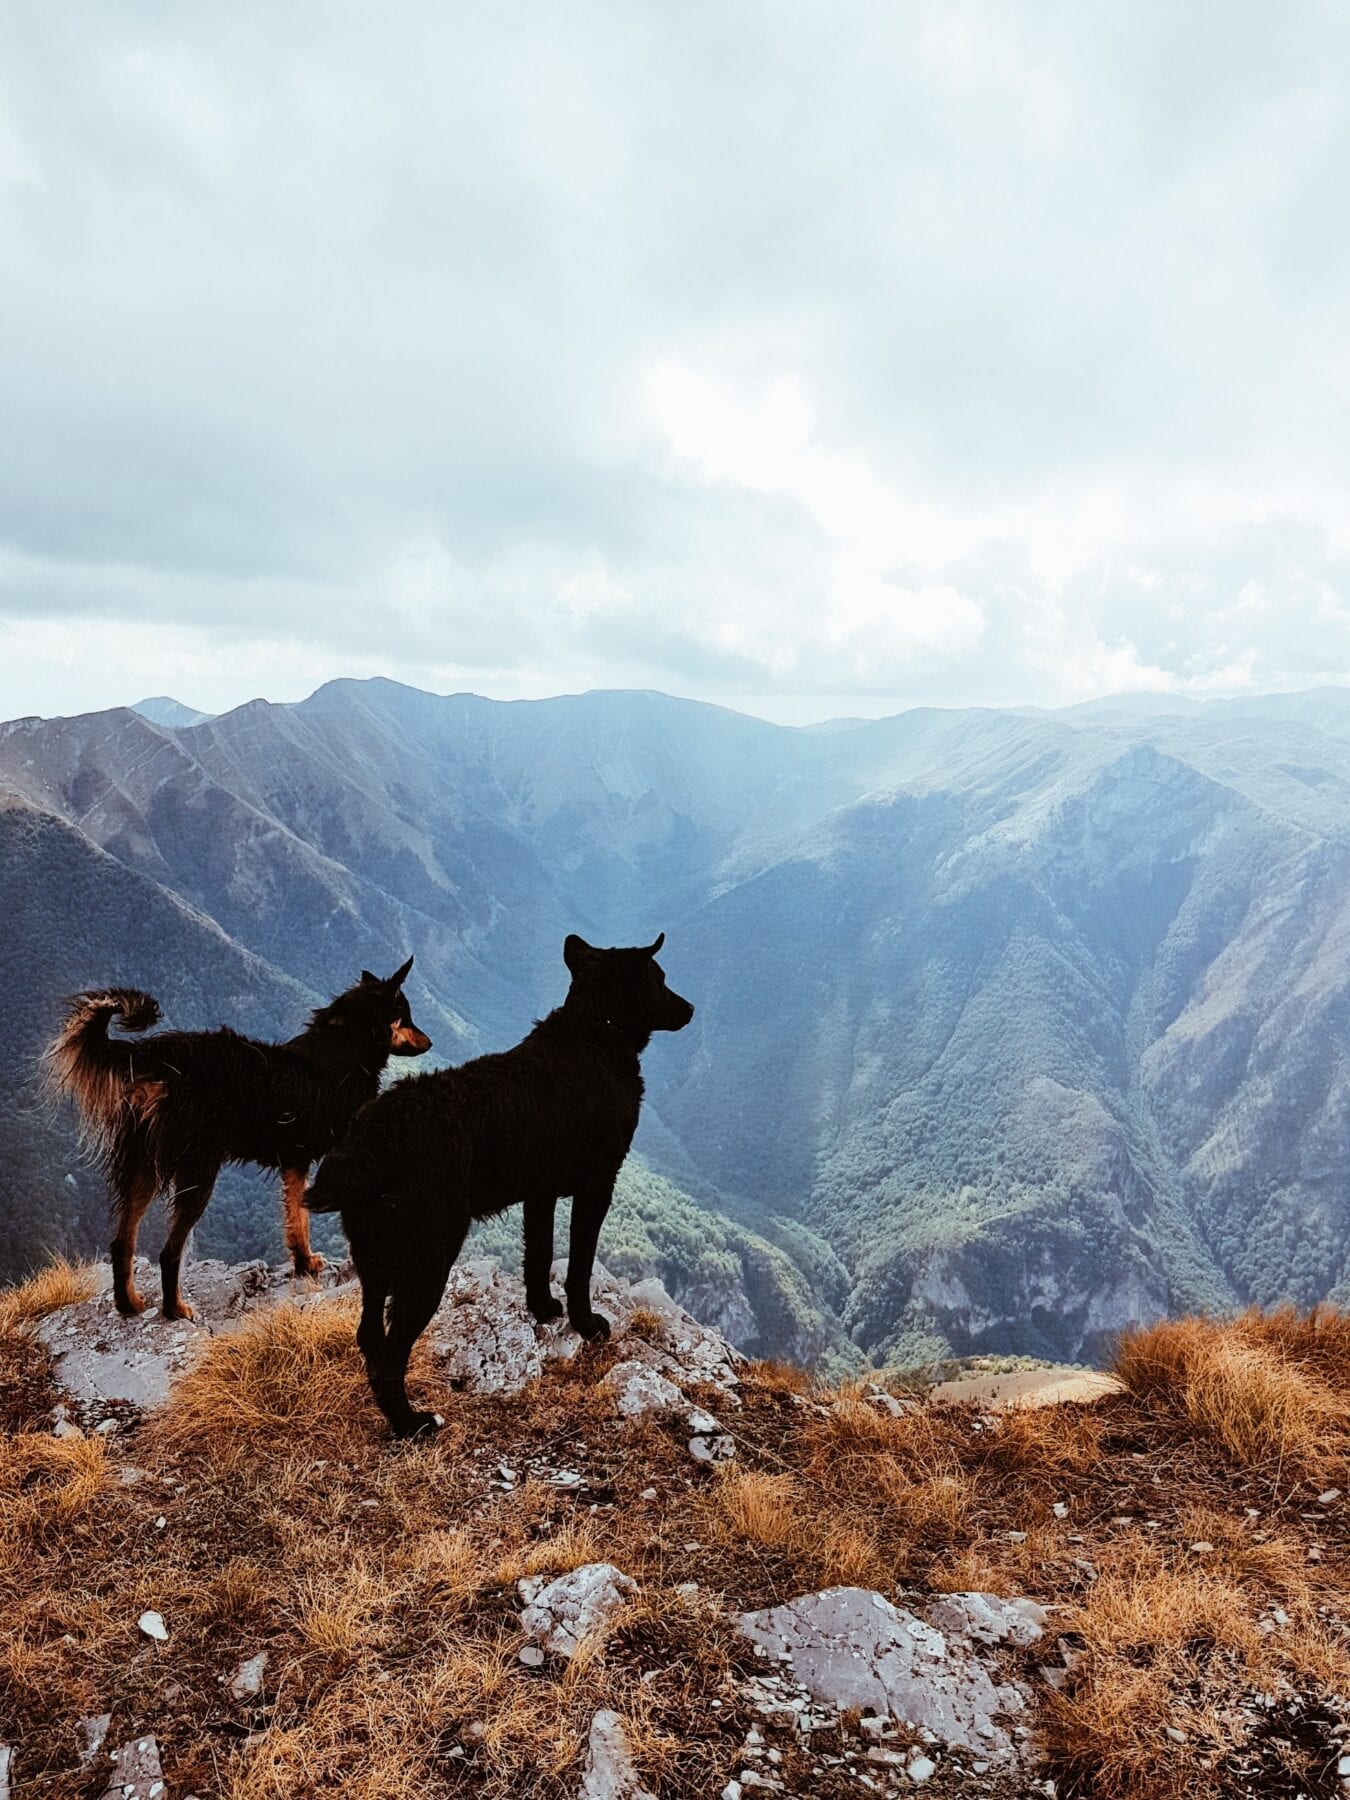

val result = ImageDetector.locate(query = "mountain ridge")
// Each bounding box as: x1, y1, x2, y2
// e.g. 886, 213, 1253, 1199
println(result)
4, 678, 1350, 1366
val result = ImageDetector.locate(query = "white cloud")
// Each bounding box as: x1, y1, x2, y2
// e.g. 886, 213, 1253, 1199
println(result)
0, 2, 1349, 722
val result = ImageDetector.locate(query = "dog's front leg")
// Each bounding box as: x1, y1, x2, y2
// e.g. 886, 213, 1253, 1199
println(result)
564, 1179, 615, 1342
523, 1196, 563, 1323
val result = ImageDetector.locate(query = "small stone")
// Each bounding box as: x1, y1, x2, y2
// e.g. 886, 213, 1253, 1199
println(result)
138, 1611, 169, 1642
230, 1650, 267, 1700
907, 1753, 938, 1785
1188, 1541, 1215, 1555
1165, 1726, 1187, 1743
1005, 1530, 1027, 1543
865, 1745, 907, 1766
96, 1418, 119, 1435
77, 1713, 112, 1763
1319, 1489, 1342, 1505
640, 1488, 657, 1501
53, 1417, 84, 1439
1338, 1752, 1350, 1777
1308, 1545, 1324, 1562
99, 1734, 162, 1799
689, 1433, 736, 1464
518, 1644, 545, 1667
0, 1745, 12, 1800
1052, 1502, 1069, 1519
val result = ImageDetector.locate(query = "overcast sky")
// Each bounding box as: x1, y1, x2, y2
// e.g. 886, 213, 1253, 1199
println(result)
2, 3, 1348, 725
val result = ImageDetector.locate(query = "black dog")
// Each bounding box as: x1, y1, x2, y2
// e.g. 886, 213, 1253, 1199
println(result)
306, 933, 694, 1437
47, 958, 431, 1318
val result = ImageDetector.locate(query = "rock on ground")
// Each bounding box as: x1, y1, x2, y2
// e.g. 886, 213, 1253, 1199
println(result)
578, 1709, 656, 1800
737, 1587, 1036, 1761
924, 1592, 1048, 1649
32, 1252, 742, 1424
604, 1360, 685, 1418
34, 1257, 321, 1412
519, 1563, 638, 1657
77, 1713, 112, 1764
435, 1260, 741, 1399
100, 1734, 164, 1799
229, 1650, 267, 1701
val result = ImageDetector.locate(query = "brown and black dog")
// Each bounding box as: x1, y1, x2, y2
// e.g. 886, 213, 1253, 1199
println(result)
47, 959, 431, 1318
306, 934, 694, 1437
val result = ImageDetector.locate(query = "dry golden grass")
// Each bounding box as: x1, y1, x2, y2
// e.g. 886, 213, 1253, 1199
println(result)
1237, 1301, 1350, 1385
150, 1297, 396, 1465
713, 1468, 800, 1550
983, 1396, 1105, 1477
744, 1356, 814, 1397
4, 1269, 1350, 1800
1041, 1540, 1280, 1800
0, 1256, 99, 1336
624, 1305, 667, 1343
1114, 1312, 1350, 1482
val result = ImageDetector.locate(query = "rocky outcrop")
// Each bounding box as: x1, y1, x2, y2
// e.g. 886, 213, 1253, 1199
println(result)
31, 1253, 742, 1427
737, 1587, 1042, 1765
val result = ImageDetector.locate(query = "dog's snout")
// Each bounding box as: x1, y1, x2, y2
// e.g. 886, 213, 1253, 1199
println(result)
662, 992, 695, 1030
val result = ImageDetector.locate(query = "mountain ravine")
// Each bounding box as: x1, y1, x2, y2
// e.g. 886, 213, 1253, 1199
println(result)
5, 679, 1350, 1367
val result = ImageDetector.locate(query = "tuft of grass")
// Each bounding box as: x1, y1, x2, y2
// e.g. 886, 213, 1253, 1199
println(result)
714, 1469, 800, 1551
983, 1398, 1104, 1478
150, 1297, 392, 1463
0, 1430, 111, 1556
0, 1257, 100, 1337
1114, 1313, 1350, 1482
624, 1306, 667, 1344
745, 1357, 814, 1397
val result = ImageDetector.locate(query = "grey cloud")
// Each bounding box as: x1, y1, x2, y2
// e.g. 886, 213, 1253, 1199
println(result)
1, 2, 1349, 720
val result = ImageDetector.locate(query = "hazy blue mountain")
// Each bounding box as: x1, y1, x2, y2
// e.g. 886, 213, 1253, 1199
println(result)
4, 680, 1350, 1367
131, 696, 214, 728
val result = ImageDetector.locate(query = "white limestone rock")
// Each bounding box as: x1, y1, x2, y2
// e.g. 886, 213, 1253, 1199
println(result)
578, 1709, 656, 1800
100, 1734, 164, 1800
924, 1591, 1048, 1649
605, 1360, 685, 1418
229, 1650, 268, 1700
519, 1563, 637, 1657
737, 1587, 1032, 1759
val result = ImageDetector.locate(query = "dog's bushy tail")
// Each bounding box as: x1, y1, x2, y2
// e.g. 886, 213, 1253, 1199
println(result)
45, 989, 163, 1159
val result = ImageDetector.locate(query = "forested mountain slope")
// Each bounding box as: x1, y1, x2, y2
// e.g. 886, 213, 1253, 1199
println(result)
3, 680, 1349, 1366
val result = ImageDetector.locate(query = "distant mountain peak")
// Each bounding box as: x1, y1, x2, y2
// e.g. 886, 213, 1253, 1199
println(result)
131, 696, 213, 728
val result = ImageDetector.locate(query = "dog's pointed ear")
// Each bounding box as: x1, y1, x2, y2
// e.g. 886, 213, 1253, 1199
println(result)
644, 932, 665, 956
387, 954, 414, 988
563, 934, 595, 974
360, 970, 379, 986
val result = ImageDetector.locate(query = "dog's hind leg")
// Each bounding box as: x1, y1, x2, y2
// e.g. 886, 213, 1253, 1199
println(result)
523, 1197, 563, 1323
159, 1161, 220, 1321
349, 1222, 389, 1363
367, 1220, 467, 1440
110, 1159, 159, 1317
281, 1166, 325, 1278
